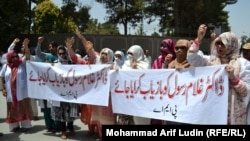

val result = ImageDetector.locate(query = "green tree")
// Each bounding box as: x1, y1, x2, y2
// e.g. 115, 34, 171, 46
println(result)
101, 22, 120, 35
95, 0, 231, 37
144, 0, 174, 36
0, 0, 29, 49
61, 0, 91, 32
134, 24, 146, 36
56, 16, 77, 33
144, 0, 230, 37
76, 6, 91, 32
151, 32, 161, 37
172, 0, 230, 37
33, 0, 61, 34
84, 19, 100, 34
62, 0, 78, 5
84, 19, 119, 35
61, 3, 77, 23
95, 0, 145, 35
33, 0, 77, 34
241, 35, 250, 46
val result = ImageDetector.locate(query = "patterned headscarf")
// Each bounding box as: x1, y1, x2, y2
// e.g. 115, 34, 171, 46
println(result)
211, 32, 240, 62
57, 45, 73, 64
7, 50, 22, 68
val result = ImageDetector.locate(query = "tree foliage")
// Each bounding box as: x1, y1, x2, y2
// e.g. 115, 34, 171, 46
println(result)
144, 0, 174, 35
0, 0, 29, 49
96, 0, 144, 35
76, 5, 91, 32
96, 0, 231, 37
0, 0, 238, 50
33, 0, 79, 34
84, 19, 119, 35
241, 35, 250, 46
144, 0, 230, 37
33, 0, 61, 34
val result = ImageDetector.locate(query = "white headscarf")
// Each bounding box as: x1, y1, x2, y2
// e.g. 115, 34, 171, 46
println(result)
99, 48, 114, 64
114, 50, 125, 68
57, 45, 73, 64
122, 45, 150, 70
1, 53, 7, 65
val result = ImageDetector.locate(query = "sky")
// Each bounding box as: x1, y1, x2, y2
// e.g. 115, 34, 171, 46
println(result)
51, 0, 250, 38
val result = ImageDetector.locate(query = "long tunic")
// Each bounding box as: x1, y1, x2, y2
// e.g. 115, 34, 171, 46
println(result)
0, 60, 33, 123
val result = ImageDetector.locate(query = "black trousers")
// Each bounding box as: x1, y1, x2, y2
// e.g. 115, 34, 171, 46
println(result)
59, 121, 74, 132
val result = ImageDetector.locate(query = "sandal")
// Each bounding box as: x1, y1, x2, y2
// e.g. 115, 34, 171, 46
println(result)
10, 127, 20, 132
86, 131, 95, 137
51, 128, 57, 134
46, 128, 52, 132
20, 128, 28, 132
69, 130, 75, 136
61, 132, 67, 139
96, 138, 102, 141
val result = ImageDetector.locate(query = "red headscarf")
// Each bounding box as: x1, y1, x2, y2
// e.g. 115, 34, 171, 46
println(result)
7, 50, 22, 108
152, 39, 176, 69
7, 50, 22, 68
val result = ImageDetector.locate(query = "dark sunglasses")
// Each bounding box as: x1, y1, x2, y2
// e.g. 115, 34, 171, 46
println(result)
58, 52, 65, 56
215, 41, 224, 46
127, 52, 133, 55
115, 54, 121, 58
175, 46, 187, 51
11, 55, 18, 59
161, 42, 170, 48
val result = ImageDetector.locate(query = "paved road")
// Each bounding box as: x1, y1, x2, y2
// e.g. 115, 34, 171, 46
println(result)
0, 92, 97, 141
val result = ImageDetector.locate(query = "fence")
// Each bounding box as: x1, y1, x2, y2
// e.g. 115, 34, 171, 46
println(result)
18, 34, 212, 62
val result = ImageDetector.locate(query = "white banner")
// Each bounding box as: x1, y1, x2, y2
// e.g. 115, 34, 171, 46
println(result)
27, 62, 111, 106
110, 65, 229, 124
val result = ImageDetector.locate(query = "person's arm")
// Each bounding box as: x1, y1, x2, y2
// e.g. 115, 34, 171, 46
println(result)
65, 37, 77, 60
210, 30, 216, 42
163, 54, 174, 68
0, 77, 4, 91
187, 24, 209, 67
0, 77, 6, 97
0, 62, 6, 97
8, 38, 20, 51
65, 36, 88, 64
22, 38, 30, 60
226, 59, 250, 97
189, 24, 207, 53
35, 36, 46, 61
75, 28, 88, 47
75, 28, 97, 62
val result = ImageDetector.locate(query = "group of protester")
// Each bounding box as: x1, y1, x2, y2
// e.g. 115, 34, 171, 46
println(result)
0, 24, 250, 141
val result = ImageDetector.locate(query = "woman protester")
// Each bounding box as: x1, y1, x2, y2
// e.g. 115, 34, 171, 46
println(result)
50, 45, 80, 139
168, 39, 192, 69
90, 47, 116, 141
187, 24, 250, 124
0, 38, 33, 132
150, 39, 176, 125
151, 39, 176, 69
113, 50, 125, 69
118, 45, 151, 125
